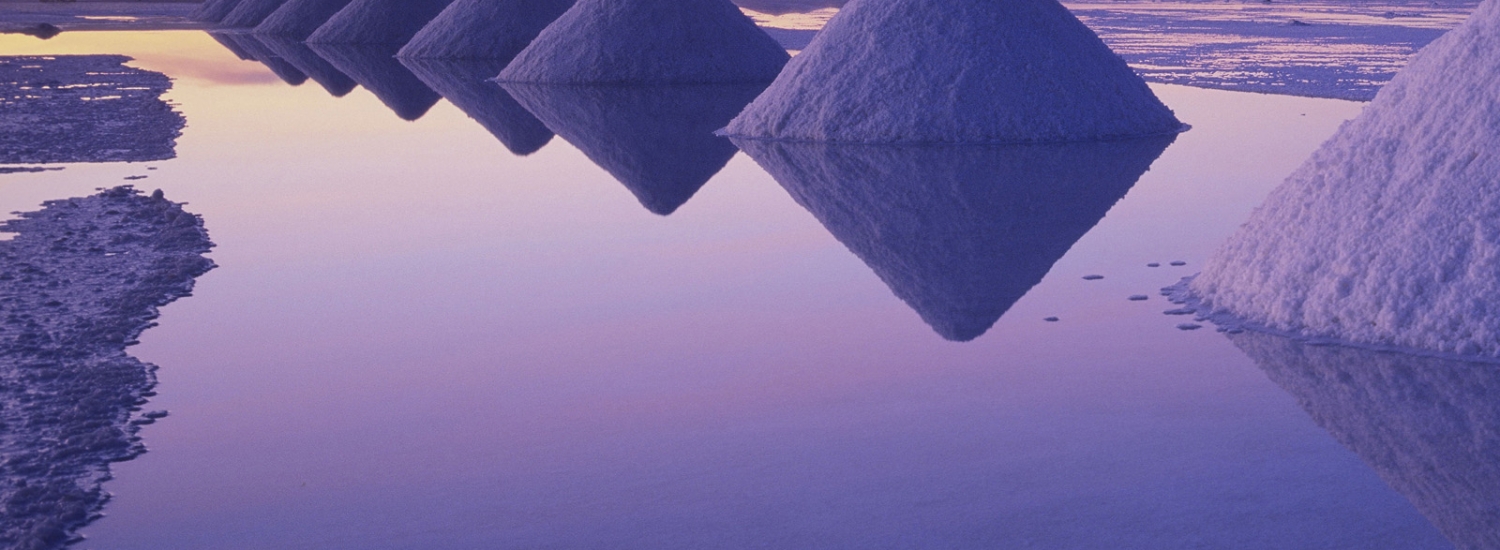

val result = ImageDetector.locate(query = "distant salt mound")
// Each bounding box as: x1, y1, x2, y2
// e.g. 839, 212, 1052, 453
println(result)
733, 136, 1174, 341
259, 35, 358, 96
504, 83, 766, 214
1233, 331, 1500, 550
254, 0, 352, 39
403, 59, 553, 155
307, 44, 441, 120
192, 0, 243, 23
1189, 0, 1500, 357
217, 0, 290, 29
305, 0, 455, 45
497, 0, 789, 84
233, 34, 309, 86
398, 0, 573, 60
724, 0, 1180, 144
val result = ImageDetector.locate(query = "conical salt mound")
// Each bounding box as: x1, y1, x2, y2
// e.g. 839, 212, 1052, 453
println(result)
397, 0, 574, 60
217, 0, 290, 28
259, 35, 357, 96
497, 0, 789, 84
253, 0, 353, 39
503, 83, 767, 214
1189, 0, 1500, 358
192, 0, 243, 23
307, 43, 441, 120
724, 0, 1180, 144
233, 34, 309, 86
733, 137, 1174, 341
1232, 331, 1500, 550
305, 0, 455, 45
401, 59, 553, 155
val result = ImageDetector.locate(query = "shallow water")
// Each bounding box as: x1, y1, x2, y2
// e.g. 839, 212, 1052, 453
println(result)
0, 31, 1473, 549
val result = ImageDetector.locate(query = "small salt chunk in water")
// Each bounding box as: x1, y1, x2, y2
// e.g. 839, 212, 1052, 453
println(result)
1164, 308, 1195, 315
1177, 323, 1203, 330
1044, 317, 1060, 322
1170, 261, 1187, 266
1128, 295, 1149, 301
1147, 263, 1160, 267
1082, 275, 1104, 280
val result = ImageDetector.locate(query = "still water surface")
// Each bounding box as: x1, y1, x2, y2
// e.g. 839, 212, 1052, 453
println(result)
0, 31, 1467, 549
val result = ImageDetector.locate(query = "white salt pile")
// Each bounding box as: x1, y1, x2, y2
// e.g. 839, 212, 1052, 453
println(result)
724, 0, 1180, 143
254, 0, 354, 39
732, 136, 1175, 341
1189, 0, 1500, 357
191, 0, 243, 23
305, 0, 455, 45
497, 0, 788, 84
398, 0, 574, 60
217, 0, 290, 28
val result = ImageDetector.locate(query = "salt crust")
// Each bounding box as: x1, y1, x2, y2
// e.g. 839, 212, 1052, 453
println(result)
0, 187, 214, 549
398, 0, 574, 60
254, 0, 353, 39
306, 0, 454, 45
724, 0, 1180, 143
497, 0, 789, 84
733, 136, 1175, 340
0, 56, 183, 165
1189, 0, 1500, 357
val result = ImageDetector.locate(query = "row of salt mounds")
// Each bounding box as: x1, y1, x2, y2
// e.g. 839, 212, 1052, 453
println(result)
497, 0, 789, 84
724, 0, 1180, 143
191, 0, 242, 23
254, 0, 353, 39
1188, 0, 1500, 358
398, 0, 574, 60
0, 187, 215, 550
217, 0, 290, 29
305, 0, 455, 45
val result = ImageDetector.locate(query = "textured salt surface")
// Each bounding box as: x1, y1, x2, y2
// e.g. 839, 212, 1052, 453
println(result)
305, 0, 455, 45
230, 34, 308, 86
505, 83, 765, 214
191, 0, 243, 23
253, 0, 353, 39
402, 59, 552, 156
217, 0, 290, 29
725, 0, 1180, 143
733, 136, 1174, 340
306, 43, 440, 121
497, 0, 789, 84
0, 55, 183, 165
0, 187, 214, 550
258, 35, 357, 97
398, 0, 574, 60
1189, 0, 1500, 357
1233, 331, 1500, 550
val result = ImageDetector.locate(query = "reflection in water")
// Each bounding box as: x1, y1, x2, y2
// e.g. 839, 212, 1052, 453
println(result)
402, 59, 552, 156
0, 56, 184, 165
0, 188, 214, 550
306, 43, 441, 121
734, 137, 1174, 341
503, 83, 766, 214
1233, 331, 1500, 550
257, 34, 358, 97
228, 33, 308, 86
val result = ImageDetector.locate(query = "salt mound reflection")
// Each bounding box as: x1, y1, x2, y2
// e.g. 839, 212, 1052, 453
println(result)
306, 43, 440, 121
1232, 331, 1500, 550
503, 83, 767, 214
401, 59, 553, 156
257, 35, 358, 97
734, 137, 1174, 341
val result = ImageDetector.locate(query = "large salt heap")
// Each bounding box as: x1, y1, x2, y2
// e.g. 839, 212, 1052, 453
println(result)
305, 0, 455, 45
191, 0, 243, 23
733, 137, 1174, 340
496, 0, 788, 84
402, 59, 553, 155
217, 0, 290, 28
1188, 0, 1500, 357
1232, 331, 1500, 550
503, 83, 767, 214
253, 0, 353, 39
307, 44, 441, 120
259, 35, 358, 97
398, 0, 574, 60
724, 0, 1180, 143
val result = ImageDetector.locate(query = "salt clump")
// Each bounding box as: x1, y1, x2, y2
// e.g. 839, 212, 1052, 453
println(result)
398, 0, 574, 60
254, 0, 354, 39
1189, 0, 1500, 357
496, 0, 789, 84
306, 0, 455, 45
724, 0, 1180, 143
